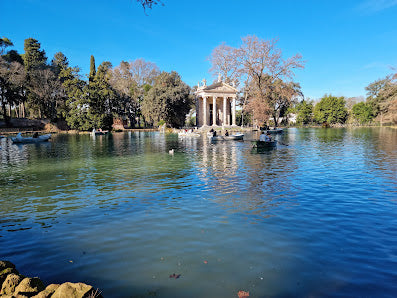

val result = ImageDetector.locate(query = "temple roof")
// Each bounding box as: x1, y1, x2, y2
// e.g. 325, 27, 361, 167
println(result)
196, 81, 238, 95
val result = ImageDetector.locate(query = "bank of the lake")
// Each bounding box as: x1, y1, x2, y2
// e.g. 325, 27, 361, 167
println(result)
1, 127, 396, 297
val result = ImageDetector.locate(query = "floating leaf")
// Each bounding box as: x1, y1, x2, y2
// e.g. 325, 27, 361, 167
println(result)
238, 290, 249, 298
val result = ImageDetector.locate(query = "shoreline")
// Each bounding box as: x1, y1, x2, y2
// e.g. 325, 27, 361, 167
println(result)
0, 260, 102, 298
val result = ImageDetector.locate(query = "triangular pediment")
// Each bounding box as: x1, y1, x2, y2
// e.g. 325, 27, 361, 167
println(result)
202, 81, 238, 93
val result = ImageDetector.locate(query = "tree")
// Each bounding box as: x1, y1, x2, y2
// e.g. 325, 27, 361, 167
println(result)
0, 57, 25, 124
366, 74, 397, 124
137, 0, 163, 11
51, 52, 69, 77
89, 55, 96, 82
208, 42, 239, 85
86, 61, 117, 129
209, 35, 304, 127
295, 99, 313, 125
238, 36, 304, 126
0, 37, 13, 55
23, 38, 47, 73
0, 38, 26, 124
352, 102, 375, 124
313, 95, 348, 125
141, 71, 192, 127
29, 68, 63, 120
23, 38, 48, 118
63, 66, 90, 130
110, 59, 159, 128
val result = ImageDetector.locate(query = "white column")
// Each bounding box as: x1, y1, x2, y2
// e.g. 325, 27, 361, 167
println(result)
203, 96, 207, 126
195, 97, 199, 126
212, 96, 217, 126
223, 96, 227, 126
232, 96, 236, 126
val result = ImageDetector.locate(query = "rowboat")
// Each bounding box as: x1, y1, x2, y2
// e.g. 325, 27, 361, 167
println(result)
12, 133, 51, 144
251, 140, 277, 149
224, 133, 244, 140
92, 129, 108, 136
208, 133, 244, 142
178, 132, 201, 137
266, 128, 283, 134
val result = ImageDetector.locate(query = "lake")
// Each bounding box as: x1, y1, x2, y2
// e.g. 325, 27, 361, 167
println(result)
1, 128, 396, 297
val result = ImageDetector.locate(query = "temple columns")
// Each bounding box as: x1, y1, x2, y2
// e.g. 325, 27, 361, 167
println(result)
203, 96, 207, 126
232, 96, 236, 126
212, 96, 217, 126
223, 96, 227, 126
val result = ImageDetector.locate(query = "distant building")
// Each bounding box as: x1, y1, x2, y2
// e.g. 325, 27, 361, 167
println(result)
194, 77, 238, 127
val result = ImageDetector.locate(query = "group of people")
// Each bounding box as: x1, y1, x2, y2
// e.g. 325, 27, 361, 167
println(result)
209, 129, 230, 137
260, 131, 272, 142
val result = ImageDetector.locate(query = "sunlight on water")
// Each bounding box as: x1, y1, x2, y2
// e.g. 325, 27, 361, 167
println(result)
1, 128, 396, 297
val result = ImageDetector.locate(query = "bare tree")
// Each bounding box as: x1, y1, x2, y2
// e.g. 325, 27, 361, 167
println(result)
237, 35, 304, 125
29, 68, 62, 119
208, 42, 240, 85
110, 59, 160, 128
208, 35, 304, 126
137, 0, 163, 12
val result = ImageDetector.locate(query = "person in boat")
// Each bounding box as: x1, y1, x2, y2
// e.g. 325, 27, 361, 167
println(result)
266, 132, 272, 141
259, 131, 266, 141
213, 130, 217, 137
225, 130, 229, 136
33, 132, 39, 138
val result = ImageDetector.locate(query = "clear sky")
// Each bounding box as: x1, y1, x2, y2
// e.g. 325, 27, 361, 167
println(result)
1, 0, 396, 99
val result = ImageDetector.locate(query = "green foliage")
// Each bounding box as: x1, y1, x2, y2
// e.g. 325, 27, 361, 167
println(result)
141, 71, 192, 127
313, 95, 348, 124
3, 50, 24, 65
23, 38, 47, 73
236, 110, 251, 126
0, 56, 25, 123
296, 100, 313, 125
352, 102, 375, 124
157, 119, 166, 127
365, 75, 397, 124
61, 66, 91, 130
85, 61, 117, 129
51, 52, 69, 77
89, 55, 96, 82
0, 37, 13, 55
187, 116, 196, 127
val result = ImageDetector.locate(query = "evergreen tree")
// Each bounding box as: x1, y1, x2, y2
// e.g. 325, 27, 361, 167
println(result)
23, 38, 47, 73
63, 66, 90, 130
352, 102, 375, 124
313, 95, 348, 125
23, 38, 48, 118
86, 61, 117, 129
141, 71, 192, 127
51, 52, 69, 77
89, 55, 96, 82
296, 100, 313, 125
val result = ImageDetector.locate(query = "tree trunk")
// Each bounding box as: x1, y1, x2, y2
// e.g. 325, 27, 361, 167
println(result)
1, 99, 11, 126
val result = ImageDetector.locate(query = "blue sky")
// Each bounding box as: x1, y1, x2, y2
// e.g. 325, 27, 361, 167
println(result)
1, 0, 396, 99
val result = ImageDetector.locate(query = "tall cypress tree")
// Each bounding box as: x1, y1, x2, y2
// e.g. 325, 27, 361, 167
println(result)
89, 55, 96, 82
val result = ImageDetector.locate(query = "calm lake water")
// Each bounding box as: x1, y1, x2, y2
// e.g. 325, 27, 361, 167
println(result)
1, 128, 396, 297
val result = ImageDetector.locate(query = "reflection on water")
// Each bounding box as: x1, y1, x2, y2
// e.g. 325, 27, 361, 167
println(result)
0, 128, 397, 297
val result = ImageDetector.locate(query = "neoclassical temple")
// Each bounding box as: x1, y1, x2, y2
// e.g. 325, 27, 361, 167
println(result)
195, 77, 238, 127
